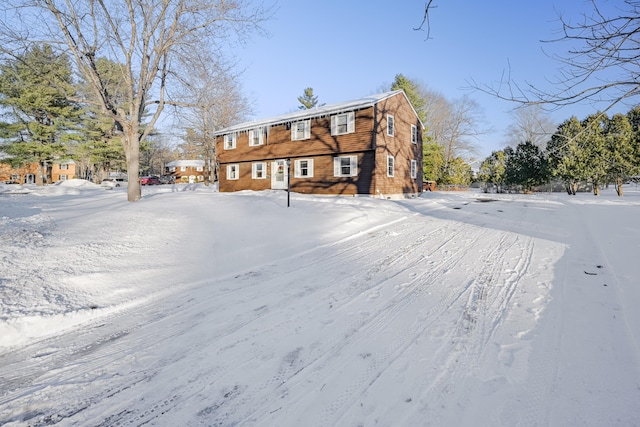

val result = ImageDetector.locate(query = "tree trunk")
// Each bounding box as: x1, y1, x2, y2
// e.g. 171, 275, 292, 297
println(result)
616, 178, 624, 197
593, 181, 600, 196
123, 129, 142, 202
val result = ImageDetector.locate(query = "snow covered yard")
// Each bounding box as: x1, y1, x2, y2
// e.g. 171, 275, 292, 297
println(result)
1, 181, 639, 426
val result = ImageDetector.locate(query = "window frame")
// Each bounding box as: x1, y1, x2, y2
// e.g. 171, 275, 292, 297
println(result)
249, 127, 264, 146
252, 162, 267, 179
331, 111, 355, 136
411, 124, 418, 144
224, 133, 236, 150
387, 114, 395, 137
226, 164, 239, 180
333, 155, 358, 177
387, 155, 395, 177
410, 159, 417, 179
291, 119, 311, 141
294, 159, 314, 178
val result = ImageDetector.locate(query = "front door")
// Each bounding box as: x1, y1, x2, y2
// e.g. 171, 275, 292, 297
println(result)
271, 160, 288, 190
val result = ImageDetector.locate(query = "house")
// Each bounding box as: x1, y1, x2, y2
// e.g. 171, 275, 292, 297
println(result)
214, 90, 423, 198
165, 160, 206, 183
51, 160, 76, 182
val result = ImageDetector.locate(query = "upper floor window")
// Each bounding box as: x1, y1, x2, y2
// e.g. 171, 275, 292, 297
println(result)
294, 159, 314, 178
169, 166, 176, 172
196, 166, 204, 172
331, 111, 355, 135
60, 164, 69, 170
224, 133, 236, 150
180, 166, 187, 172
252, 162, 266, 179
387, 155, 395, 177
227, 164, 239, 180
411, 160, 417, 179
291, 120, 311, 140
333, 155, 358, 177
387, 115, 395, 136
249, 127, 264, 146
411, 125, 418, 144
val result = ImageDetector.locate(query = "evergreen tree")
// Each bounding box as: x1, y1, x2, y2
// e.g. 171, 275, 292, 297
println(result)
391, 74, 427, 123
605, 113, 634, 196
504, 141, 548, 192
547, 117, 584, 195
580, 113, 608, 195
0, 44, 80, 185
297, 87, 319, 110
478, 150, 506, 193
422, 142, 444, 182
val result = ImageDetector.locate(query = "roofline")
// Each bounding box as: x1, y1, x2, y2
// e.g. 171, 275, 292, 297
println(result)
214, 90, 424, 136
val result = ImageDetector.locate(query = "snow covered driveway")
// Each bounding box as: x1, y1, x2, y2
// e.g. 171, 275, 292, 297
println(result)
1, 183, 639, 426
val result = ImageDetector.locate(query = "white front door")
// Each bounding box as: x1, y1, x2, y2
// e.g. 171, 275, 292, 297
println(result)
271, 160, 288, 190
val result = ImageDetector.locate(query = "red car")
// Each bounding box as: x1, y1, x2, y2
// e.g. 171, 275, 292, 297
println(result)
140, 176, 161, 185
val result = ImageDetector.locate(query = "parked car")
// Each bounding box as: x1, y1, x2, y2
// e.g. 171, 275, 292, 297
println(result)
101, 178, 128, 189
140, 176, 161, 185
159, 175, 175, 184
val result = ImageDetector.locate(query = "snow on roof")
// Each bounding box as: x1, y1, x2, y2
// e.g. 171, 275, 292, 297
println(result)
165, 160, 205, 167
214, 90, 418, 135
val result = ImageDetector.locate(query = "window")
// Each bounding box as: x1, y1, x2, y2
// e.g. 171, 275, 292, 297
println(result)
387, 155, 395, 177
252, 162, 266, 179
196, 166, 204, 172
180, 166, 186, 172
411, 125, 418, 144
227, 164, 239, 180
333, 156, 358, 177
387, 115, 395, 136
291, 119, 311, 140
224, 133, 236, 150
60, 164, 69, 170
331, 112, 355, 135
411, 160, 417, 179
59, 174, 68, 181
294, 159, 314, 178
249, 127, 264, 146
169, 166, 176, 172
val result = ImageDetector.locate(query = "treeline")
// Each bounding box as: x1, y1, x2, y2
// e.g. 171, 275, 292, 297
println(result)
479, 109, 640, 196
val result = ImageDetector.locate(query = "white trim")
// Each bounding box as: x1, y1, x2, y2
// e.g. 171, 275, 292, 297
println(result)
252, 162, 267, 179
411, 124, 417, 144
411, 160, 417, 179
334, 155, 358, 177
291, 119, 311, 140
387, 114, 395, 136
249, 127, 264, 146
224, 133, 236, 150
294, 159, 314, 178
331, 111, 355, 136
387, 155, 395, 177
226, 164, 239, 180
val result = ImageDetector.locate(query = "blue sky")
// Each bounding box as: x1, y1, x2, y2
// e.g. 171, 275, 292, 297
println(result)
235, 0, 628, 159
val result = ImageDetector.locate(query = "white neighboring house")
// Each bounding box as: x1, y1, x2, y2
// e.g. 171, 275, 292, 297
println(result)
165, 160, 206, 184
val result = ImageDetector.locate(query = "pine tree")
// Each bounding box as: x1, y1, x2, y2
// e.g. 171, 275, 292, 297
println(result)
0, 44, 80, 185
391, 74, 426, 123
297, 87, 319, 110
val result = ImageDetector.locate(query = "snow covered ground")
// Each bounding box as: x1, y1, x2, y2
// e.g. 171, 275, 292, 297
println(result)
1, 180, 639, 427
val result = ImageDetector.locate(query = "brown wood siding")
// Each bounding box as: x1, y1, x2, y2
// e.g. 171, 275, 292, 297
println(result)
373, 95, 423, 196
217, 92, 422, 196
217, 108, 375, 164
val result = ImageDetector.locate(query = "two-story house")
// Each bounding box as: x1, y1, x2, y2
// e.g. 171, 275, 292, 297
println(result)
214, 90, 423, 198
165, 160, 206, 183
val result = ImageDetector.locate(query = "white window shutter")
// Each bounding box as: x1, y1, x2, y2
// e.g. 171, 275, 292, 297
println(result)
304, 120, 311, 139
347, 112, 355, 133
331, 115, 337, 136
350, 156, 358, 176
307, 159, 314, 177
334, 157, 340, 176
291, 123, 296, 140
294, 160, 300, 178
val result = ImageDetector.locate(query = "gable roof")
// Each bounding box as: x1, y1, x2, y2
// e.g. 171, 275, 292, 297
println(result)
214, 90, 423, 136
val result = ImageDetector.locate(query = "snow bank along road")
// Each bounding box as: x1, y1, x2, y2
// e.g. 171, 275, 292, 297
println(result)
0, 187, 639, 426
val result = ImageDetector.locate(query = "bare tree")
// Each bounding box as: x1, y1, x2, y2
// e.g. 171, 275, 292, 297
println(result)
472, 0, 640, 113
504, 105, 557, 148
0, 0, 268, 201
174, 56, 251, 184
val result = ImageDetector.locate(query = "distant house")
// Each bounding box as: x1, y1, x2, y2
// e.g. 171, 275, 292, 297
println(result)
214, 90, 423, 198
165, 160, 206, 183
51, 160, 76, 182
